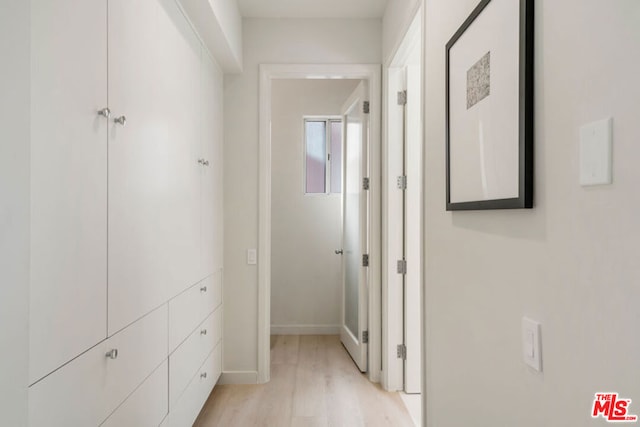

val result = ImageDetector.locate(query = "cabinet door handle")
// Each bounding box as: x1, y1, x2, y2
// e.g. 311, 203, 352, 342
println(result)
200, 372, 207, 379
98, 107, 111, 118
114, 116, 127, 126
334, 249, 343, 255
198, 158, 205, 165
203, 160, 210, 166
105, 349, 119, 360
200, 329, 207, 335
200, 286, 207, 292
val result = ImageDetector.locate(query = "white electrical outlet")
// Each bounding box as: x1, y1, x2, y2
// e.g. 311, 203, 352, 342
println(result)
247, 249, 257, 265
580, 117, 613, 186
522, 317, 542, 372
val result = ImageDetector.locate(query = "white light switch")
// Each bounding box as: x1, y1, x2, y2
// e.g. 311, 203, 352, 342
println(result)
247, 249, 257, 265
522, 317, 542, 372
580, 117, 613, 186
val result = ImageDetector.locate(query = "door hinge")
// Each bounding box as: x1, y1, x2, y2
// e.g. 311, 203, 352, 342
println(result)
397, 90, 407, 106
362, 254, 370, 267
397, 259, 407, 275
362, 331, 369, 344
397, 344, 406, 360
397, 175, 407, 190
363, 177, 370, 190
363, 101, 370, 114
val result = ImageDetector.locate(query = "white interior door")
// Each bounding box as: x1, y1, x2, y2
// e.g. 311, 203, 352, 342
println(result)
340, 81, 369, 372
404, 64, 422, 394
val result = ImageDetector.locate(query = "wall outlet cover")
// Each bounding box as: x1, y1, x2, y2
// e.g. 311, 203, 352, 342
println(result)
522, 317, 542, 372
579, 117, 613, 186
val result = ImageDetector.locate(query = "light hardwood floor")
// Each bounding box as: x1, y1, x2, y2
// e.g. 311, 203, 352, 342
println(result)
194, 335, 415, 427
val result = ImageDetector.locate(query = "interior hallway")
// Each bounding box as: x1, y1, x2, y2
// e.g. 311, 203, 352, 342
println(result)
194, 335, 414, 426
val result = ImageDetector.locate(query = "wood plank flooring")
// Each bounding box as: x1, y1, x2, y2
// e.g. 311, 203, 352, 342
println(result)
194, 335, 415, 427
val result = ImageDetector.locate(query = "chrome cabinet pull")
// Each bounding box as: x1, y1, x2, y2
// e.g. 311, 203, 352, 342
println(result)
105, 349, 119, 360
334, 249, 343, 255
200, 329, 207, 335
200, 372, 207, 379
98, 107, 111, 118
200, 286, 207, 292
203, 160, 210, 166
198, 158, 205, 165
114, 116, 127, 126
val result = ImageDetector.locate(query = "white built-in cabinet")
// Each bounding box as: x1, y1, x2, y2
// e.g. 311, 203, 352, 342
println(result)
29, 0, 223, 424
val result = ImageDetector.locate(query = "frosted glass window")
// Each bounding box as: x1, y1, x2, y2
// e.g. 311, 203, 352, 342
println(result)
330, 121, 342, 194
305, 121, 327, 193
304, 118, 342, 194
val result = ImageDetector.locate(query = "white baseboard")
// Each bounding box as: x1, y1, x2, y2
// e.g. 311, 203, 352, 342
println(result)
218, 371, 258, 385
270, 324, 340, 335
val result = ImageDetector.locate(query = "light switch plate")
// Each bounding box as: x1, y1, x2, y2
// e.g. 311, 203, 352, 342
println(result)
580, 117, 613, 186
247, 249, 257, 265
522, 317, 542, 372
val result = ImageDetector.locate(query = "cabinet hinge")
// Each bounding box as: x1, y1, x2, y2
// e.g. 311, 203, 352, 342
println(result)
363, 177, 370, 190
362, 331, 369, 344
397, 175, 407, 190
363, 101, 370, 114
397, 90, 407, 106
362, 254, 370, 267
397, 259, 407, 275
397, 344, 407, 360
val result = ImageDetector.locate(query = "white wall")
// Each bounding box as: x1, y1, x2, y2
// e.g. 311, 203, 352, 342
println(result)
0, 0, 30, 424
270, 79, 359, 334
223, 18, 381, 377
382, 0, 421, 65
423, 1, 640, 425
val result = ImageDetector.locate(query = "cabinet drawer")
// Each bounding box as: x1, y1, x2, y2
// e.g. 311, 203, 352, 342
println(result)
101, 360, 168, 427
168, 271, 221, 352
29, 305, 168, 427
169, 307, 221, 407
169, 343, 221, 427
29, 340, 108, 427
103, 304, 168, 418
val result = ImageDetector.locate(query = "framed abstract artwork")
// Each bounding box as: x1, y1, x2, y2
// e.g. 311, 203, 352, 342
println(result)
445, 0, 534, 210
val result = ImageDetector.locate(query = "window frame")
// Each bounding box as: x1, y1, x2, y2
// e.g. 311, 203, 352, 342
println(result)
303, 116, 342, 195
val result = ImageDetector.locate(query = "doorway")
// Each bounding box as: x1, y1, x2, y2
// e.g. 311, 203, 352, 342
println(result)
257, 64, 382, 384
269, 78, 357, 340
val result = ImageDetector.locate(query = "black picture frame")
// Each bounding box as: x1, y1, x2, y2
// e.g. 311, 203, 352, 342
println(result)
445, 0, 534, 211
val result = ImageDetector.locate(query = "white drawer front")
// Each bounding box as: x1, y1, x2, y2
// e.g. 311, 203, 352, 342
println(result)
101, 360, 168, 427
169, 343, 221, 427
102, 304, 168, 421
168, 271, 221, 352
29, 340, 108, 427
169, 307, 221, 407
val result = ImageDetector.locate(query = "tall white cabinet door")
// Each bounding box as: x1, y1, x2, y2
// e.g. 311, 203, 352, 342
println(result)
200, 53, 224, 276
30, 0, 108, 383
108, 0, 202, 333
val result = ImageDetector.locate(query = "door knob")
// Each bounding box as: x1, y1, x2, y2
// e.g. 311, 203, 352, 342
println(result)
114, 116, 127, 126
98, 107, 111, 118
335, 249, 343, 255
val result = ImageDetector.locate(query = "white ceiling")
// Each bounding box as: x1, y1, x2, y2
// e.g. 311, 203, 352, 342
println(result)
237, 0, 389, 19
